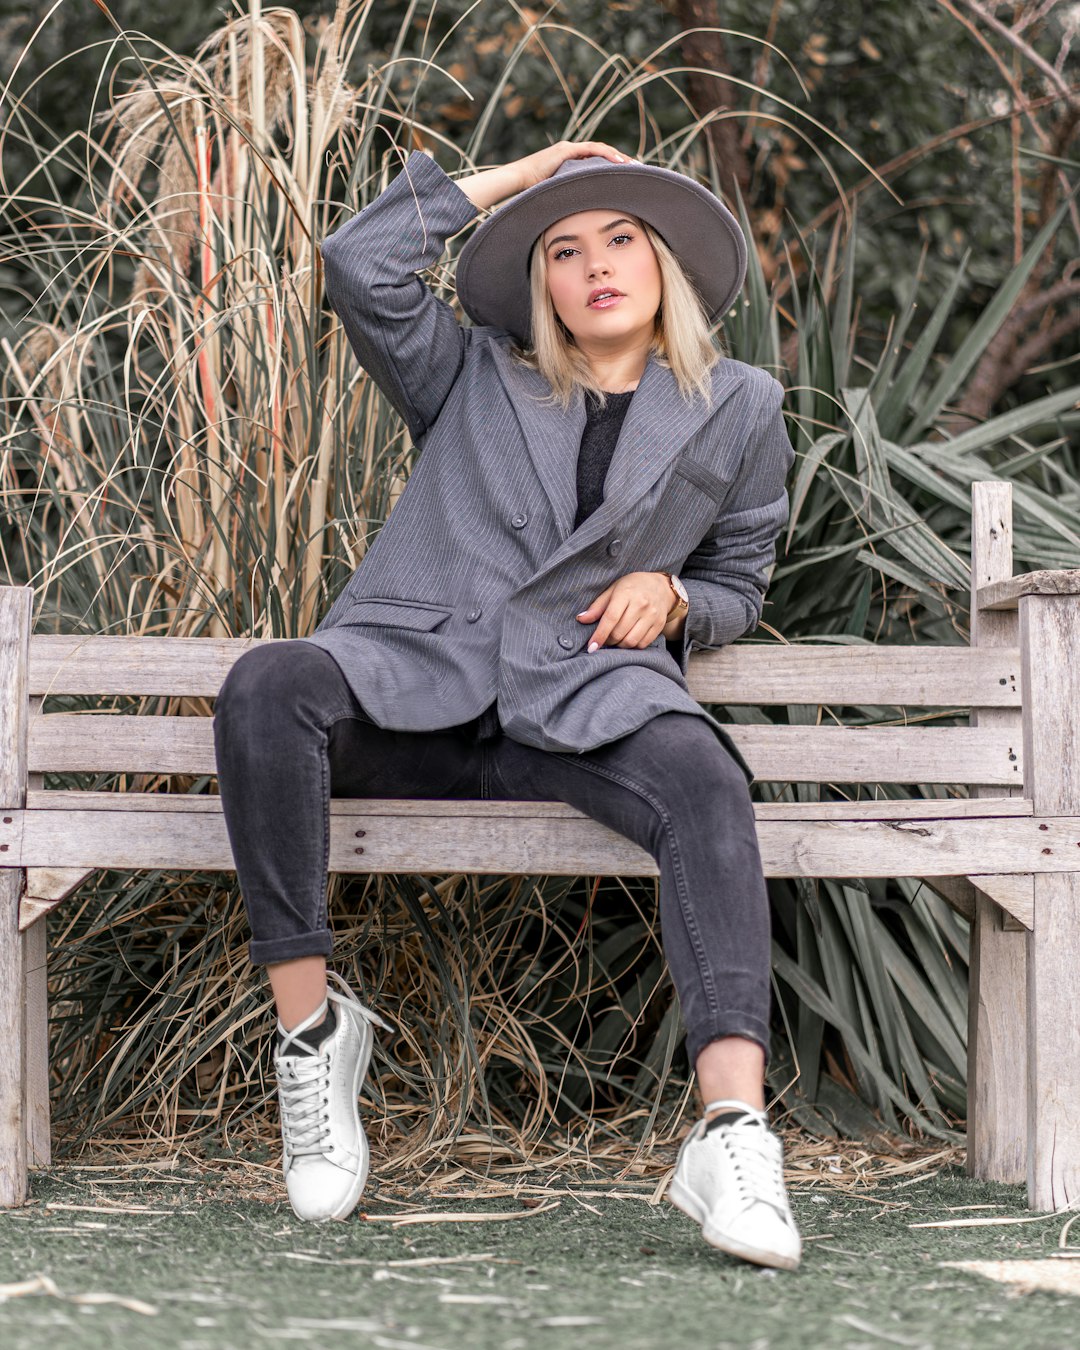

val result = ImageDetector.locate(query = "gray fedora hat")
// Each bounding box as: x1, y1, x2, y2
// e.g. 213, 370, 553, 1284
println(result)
455, 155, 748, 343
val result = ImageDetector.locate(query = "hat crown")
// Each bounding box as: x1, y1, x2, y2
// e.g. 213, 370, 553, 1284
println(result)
551, 155, 617, 179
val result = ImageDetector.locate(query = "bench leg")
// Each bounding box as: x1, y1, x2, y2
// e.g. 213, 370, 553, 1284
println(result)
0, 585, 30, 1206
967, 482, 1027, 1187
1019, 591, 1080, 1211
1027, 873, 1080, 1210
24, 752, 50, 1167
967, 892, 1027, 1183
0, 866, 27, 1206
24, 920, 50, 1168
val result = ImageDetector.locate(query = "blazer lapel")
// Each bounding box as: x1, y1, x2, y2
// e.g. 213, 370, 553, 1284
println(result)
492, 346, 747, 580
490, 346, 585, 540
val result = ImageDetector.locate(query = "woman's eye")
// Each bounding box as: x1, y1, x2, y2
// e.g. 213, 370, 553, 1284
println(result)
552, 234, 633, 262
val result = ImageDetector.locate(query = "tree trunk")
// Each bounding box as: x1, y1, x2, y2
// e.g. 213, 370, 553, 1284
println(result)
672, 1, 752, 204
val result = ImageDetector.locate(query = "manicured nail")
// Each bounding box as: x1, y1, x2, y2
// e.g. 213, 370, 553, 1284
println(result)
577, 612, 589, 618
588, 641, 598, 653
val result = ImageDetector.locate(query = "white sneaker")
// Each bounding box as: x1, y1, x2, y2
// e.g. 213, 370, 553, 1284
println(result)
666, 1098, 802, 1270
273, 971, 393, 1223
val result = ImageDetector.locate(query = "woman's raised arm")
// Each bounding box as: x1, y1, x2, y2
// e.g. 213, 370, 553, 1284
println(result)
319, 143, 632, 444
319, 150, 479, 445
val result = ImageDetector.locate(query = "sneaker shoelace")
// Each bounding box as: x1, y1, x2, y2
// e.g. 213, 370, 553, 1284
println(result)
275, 976, 394, 1164
277, 1049, 335, 1161
702, 1115, 789, 1217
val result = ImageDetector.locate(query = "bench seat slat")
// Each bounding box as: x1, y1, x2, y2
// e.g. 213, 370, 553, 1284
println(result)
29, 716, 1024, 786
5, 800, 1072, 879
23, 790, 1035, 820
28, 637, 1022, 707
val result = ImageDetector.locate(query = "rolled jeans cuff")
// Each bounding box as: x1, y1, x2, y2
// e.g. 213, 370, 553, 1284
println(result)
687, 1014, 772, 1078
249, 929, 334, 967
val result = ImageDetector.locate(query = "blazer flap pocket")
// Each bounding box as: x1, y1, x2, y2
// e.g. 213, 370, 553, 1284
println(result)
340, 597, 452, 632
672, 454, 733, 503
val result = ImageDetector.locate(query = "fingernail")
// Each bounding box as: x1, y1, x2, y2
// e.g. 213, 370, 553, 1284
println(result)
588, 641, 598, 653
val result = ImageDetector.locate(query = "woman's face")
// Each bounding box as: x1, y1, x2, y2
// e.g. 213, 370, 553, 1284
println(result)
539, 209, 662, 350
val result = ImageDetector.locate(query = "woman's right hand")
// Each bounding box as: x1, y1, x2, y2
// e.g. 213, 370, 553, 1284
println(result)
454, 141, 635, 214
511, 141, 634, 193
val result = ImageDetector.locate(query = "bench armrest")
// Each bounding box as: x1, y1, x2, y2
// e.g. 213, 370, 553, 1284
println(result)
976, 569, 1080, 612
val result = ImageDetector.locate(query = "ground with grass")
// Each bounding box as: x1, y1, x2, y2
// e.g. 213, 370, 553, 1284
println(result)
0, 1152, 1077, 1350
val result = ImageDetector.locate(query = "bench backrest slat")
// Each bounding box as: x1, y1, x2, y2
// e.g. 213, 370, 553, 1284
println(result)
27, 637, 1022, 707
28, 714, 1022, 785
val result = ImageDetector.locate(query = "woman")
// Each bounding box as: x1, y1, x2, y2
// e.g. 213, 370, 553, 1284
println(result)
213, 141, 801, 1270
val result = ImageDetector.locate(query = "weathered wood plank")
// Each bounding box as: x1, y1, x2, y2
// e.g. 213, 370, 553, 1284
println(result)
23, 867, 94, 907
8, 804, 1080, 878
28, 635, 1023, 707
0, 587, 30, 1206
923, 873, 1032, 931
24, 700, 50, 1167
18, 898, 67, 934
29, 716, 1024, 786
690, 646, 1021, 707
22, 789, 1034, 821
1020, 593, 1080, 1211
29, 636, 269, 697
1027, 872, 1080, 1210
967, 482, 1028, 1186
969, 874, 1034, 931
924, 876, 975, 922
22, 921, 49, 1167
978, 568, 1080, 612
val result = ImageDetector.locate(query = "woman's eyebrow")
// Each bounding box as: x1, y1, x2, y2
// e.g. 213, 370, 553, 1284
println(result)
544, 218, 637, 250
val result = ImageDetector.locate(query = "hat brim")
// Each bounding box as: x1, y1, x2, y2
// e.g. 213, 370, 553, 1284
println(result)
455, 159, 747, 343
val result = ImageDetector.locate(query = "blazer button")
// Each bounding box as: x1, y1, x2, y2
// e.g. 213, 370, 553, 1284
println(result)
606, 537, 623, 557
511, 512, 528, 528
466, 607, 482, 622
557, 635, 574, 649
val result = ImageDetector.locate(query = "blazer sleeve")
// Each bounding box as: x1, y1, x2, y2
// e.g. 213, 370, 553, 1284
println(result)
667, 374, 795, 677
319, 150, 482, 444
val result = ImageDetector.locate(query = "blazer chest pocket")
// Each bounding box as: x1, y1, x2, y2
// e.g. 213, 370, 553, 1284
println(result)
340, 597, 452, 631
671, 455, 732, 504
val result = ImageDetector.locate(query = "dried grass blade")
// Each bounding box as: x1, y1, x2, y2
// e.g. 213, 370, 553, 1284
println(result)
910, 1213, 1067, 1229
362, 1200, 561, 1226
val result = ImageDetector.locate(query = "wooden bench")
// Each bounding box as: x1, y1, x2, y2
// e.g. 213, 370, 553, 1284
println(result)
2, 482, 1078, 1211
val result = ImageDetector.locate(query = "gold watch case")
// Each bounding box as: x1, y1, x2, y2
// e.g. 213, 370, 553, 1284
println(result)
662, 572, 690, 620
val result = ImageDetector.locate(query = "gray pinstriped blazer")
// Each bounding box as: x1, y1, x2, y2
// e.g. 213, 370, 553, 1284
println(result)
303, 149, 795, 762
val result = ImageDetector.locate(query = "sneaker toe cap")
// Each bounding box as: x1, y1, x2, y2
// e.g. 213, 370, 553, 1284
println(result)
703, 1201, 802, 1268
285, 1157, 364, 1222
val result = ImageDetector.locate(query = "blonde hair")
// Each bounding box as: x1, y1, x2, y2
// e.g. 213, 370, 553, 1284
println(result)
513, 216, 726, 411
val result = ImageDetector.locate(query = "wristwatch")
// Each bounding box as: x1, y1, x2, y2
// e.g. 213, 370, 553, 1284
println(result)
660, 572, 689, 621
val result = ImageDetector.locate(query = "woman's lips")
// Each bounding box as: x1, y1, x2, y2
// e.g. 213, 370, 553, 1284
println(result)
588, 293, 625, 310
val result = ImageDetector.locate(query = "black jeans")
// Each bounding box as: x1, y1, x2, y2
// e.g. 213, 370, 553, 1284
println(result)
213, 641, 772, 1069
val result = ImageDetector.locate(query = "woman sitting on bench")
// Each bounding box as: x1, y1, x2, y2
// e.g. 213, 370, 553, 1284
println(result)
212, 140, 801, 1269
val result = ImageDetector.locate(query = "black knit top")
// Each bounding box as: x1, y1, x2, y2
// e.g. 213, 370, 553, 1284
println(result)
574, 388, 635, 528
473, 388, 636, 742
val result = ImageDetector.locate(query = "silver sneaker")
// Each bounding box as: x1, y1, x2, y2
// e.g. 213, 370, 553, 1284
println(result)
273, 971, 393, 1223
667, 1098, 802, 1270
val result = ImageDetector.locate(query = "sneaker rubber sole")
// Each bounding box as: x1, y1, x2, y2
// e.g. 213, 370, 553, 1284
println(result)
667, 1174, 800, 1271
